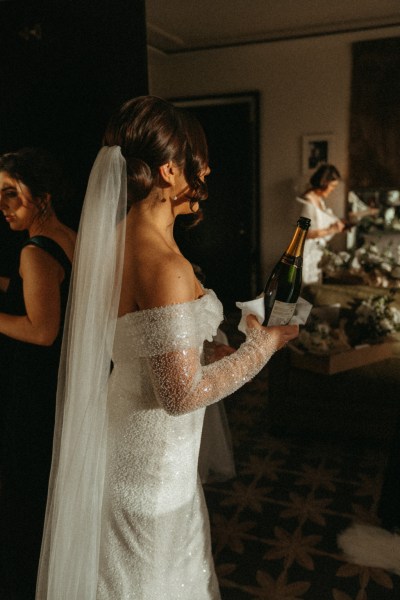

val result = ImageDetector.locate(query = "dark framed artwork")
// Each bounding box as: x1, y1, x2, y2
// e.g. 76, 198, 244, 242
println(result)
302, 133, 335, 174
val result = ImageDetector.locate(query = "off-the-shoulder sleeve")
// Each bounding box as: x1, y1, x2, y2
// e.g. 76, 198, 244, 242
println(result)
114, 290, 223, 359
120, 291, 279, 416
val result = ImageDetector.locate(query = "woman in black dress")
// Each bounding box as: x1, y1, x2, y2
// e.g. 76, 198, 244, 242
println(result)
0, 148, 76, 600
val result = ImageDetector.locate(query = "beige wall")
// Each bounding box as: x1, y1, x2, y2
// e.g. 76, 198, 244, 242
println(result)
148, 26, 400, 278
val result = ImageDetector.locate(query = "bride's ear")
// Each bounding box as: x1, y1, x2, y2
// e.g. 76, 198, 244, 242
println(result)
158, 162, 175, 185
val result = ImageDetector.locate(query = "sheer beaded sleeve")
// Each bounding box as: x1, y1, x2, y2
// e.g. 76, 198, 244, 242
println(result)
117, 289, 279, 416
148, 327, 278, 416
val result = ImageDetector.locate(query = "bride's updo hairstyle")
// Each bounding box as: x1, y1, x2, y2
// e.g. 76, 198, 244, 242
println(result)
103, 95, 209, 214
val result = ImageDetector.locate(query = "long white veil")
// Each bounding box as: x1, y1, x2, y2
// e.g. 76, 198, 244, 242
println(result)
36, 146, 127, 599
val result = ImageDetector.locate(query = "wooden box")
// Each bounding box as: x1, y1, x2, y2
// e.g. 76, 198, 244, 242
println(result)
289, 342, 393, 375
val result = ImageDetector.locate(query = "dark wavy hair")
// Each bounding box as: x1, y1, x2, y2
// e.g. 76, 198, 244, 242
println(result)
0, 147, 67, 214
178, 108, 208, 223
103, 96, 209, 221
309, 163, 341, 191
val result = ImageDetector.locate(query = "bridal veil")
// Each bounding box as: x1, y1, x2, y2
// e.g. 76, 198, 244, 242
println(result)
36, 146, 127, 599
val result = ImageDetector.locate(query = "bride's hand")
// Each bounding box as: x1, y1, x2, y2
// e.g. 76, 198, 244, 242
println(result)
246, 314, 299, 351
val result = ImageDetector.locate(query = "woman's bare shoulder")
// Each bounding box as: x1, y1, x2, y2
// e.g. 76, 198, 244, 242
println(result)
135, 250, 197, 309
19, 244, 63, 284
53, 225, 77, 262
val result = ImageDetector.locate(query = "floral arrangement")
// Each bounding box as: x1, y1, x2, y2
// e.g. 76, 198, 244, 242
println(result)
293, 291, 400, 354
319, 242, 400, 288
343, 290, 400, 346
319, 249, 357, 279
355, 242, 400, 277
357, 212, 400, 235
295, 317, 349, 355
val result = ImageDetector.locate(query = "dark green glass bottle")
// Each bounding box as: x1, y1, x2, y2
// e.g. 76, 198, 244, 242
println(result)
263, 217, 311, 326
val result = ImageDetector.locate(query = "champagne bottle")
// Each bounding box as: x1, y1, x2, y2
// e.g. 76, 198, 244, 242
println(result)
263, 216, 311, 326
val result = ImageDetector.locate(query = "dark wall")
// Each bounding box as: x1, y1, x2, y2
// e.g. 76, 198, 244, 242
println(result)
349, 37, 400, 190
0, 0, 148, 272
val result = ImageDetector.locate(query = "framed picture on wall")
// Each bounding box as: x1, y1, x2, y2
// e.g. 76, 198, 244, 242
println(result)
302, 133, 335, 174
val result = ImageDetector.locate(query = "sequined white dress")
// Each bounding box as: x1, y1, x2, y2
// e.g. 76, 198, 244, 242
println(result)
96, 289, 276, 600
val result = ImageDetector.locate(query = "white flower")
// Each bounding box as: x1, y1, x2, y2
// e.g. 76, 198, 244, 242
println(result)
316, 322, 331, 336
350, 256, 361, 271
367, 255, 381, 265
382, 248, 394, 260
380, 261, 392, 273
378, 318, 392, 333
389, 306, 400, 325
333, 256, 344, 267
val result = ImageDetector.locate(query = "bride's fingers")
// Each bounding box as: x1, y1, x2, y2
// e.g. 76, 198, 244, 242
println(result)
285, 324, 299, 339
246, 314, 262, 329
266, 324, 299, 349
246, 316, 299, 344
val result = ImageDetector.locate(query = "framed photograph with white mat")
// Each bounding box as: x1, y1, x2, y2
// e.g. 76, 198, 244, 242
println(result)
302, 133, 335, 174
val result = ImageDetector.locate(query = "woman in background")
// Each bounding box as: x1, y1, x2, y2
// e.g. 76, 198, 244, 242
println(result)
296, 163, 345, 284
0, 148, 76, 600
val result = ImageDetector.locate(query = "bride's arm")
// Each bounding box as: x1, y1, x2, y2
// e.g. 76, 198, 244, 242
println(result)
149, 316, 298, 416
139, 257, 298, 415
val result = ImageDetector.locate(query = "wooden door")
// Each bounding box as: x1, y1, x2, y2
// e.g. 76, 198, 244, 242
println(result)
173, 93, 260, 310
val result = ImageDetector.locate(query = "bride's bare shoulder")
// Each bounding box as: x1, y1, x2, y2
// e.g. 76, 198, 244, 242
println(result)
133, 249, 197, 309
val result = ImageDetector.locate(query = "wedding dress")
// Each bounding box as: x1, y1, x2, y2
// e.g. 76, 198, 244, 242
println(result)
199, 328, 236, 484
198, 402, 236, 483
37, 147, 278, 600
96, 290, 276, 599
97, 291, 222, 599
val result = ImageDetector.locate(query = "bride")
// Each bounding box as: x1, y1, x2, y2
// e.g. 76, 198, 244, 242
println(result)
36, 96, 298, 599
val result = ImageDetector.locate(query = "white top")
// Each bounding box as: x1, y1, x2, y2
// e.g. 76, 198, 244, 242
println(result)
296, 192, 340, 284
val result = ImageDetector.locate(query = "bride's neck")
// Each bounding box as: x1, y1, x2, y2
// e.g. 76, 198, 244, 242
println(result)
127, 195, 177, 245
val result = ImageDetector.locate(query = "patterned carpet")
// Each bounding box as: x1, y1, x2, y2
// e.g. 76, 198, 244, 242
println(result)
203, 319, 400, 600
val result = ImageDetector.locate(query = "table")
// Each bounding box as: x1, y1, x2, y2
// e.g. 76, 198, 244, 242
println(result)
267, 348, 400, 441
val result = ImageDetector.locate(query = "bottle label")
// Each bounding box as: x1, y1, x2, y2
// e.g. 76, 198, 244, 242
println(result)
267, 300, 296, 326
282, 255, 302, 267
